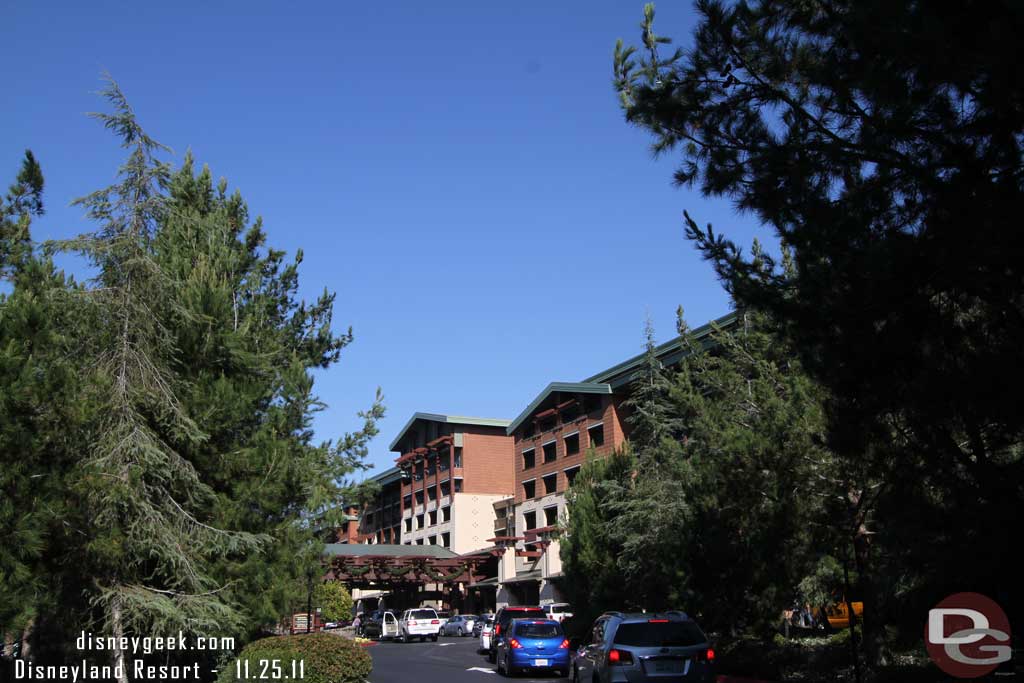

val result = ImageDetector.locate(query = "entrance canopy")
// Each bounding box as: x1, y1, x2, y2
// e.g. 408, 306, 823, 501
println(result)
323, 543, 490, 588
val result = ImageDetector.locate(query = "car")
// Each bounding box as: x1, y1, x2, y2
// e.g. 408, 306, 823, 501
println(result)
398, 608, 442, 643
361, 610, 400, 640
488, 605, 548, 662
477, 616, 495, 651
442, 614, 479, 636
437, 610, 452, 628
496, 618, 571, 677
474, 615, 493, 638
543, 603, 574, 623
573, 611, 715, 683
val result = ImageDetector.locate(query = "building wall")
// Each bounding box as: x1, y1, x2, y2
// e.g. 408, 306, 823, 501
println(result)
461, 426, 516, 494
451, 492, 512, 553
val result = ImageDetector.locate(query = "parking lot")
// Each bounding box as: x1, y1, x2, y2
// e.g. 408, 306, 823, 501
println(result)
367, 635, 569, 683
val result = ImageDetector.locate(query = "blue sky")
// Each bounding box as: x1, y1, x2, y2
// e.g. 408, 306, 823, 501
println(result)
2, 1, 764, 478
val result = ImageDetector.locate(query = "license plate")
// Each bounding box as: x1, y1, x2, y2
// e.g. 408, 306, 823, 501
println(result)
533, 659, 548, 666
650, 660, 684, 674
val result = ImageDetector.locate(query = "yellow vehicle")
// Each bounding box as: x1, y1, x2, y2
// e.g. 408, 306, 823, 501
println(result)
822, 600, 864, 630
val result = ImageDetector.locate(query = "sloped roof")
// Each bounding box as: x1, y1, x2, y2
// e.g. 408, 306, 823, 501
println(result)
506, 382, 613, 436
322, 543, 458, 559
388, 412, 511, 451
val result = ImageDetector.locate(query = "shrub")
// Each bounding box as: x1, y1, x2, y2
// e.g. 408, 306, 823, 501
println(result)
218, 633, 371, 683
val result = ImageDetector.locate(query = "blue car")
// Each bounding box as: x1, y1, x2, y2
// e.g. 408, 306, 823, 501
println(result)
496, 618, 570, 677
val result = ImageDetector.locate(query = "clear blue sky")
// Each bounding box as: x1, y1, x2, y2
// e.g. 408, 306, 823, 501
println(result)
2, 1, 764, 478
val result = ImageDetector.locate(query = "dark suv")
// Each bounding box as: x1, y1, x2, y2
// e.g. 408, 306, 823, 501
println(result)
573, 611, 714, 682
488, 605, 547, 662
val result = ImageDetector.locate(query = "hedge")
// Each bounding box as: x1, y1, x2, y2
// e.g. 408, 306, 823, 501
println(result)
217, 633, 372, 683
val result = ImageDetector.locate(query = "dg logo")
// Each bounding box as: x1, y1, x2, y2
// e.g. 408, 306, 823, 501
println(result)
925, 592, 1012, 678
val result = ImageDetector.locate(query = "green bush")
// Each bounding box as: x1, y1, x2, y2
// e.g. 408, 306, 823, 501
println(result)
217, 633, 372, 683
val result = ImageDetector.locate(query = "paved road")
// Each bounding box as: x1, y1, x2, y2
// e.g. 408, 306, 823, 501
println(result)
367, 634, 570, 683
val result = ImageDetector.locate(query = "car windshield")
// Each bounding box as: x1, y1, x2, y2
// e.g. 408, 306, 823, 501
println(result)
613, 621, 706, 647
515, 622, 563, 638
410, 610, 437, 619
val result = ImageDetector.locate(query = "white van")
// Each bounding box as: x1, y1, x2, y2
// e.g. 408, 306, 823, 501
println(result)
543, 602, 574, 623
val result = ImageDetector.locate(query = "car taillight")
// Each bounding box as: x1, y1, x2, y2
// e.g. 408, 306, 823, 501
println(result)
431, 620, 439, 624
697, 648, 715, 662
509, 639, 523, 649
648, 619, 669, 623
494, 625, 500, 636
559, 639, 569, 649
608, 649, 633, 665
409, 620, 418, 626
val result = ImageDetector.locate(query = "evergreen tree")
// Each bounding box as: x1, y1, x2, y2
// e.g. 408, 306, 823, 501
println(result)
613, 0, 1024, 654
623, 316, 680, 460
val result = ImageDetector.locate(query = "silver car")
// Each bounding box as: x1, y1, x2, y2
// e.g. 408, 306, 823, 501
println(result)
573, 611, 715, 682
441, 614, 478, 636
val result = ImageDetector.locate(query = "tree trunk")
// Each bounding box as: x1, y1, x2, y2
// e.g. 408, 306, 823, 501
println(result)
842, 556, 862, 683
111, 596, 129, 683
19, 617, 35, 659
3, 631, 15, 658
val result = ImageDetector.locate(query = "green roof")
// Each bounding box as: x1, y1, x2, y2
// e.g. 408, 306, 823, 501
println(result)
583, 311, 738, 388
506, 382, 612, 436
389, 412, 511, 452
322, 543, 458, 559
367, 466, 402, 486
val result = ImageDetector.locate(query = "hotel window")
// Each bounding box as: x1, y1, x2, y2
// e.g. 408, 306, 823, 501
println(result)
588, 423, 605, 448
564, 432, 580, 456
544, 506, 558, 527
403, 494, 412, 509
405, 518, 412, 532
523, 449, 535, 470
524, 510, 537, 531
543, 473, 557, 495
415, 491, 424, 505
565, 466, 581, 487
523, 479, 536, 499
439, 454, 450, 471
454, 478, 463, 493
542, 441, 557, 463
429, 510, 438, 526
454, 447, 463, 468
440, 480, 451, 497
429, 535, 437, 545
428, 487, 437, 502
441, 532, 450, 548
416, 513, 425, 529
416, 538, 424, 545
441, 506, 451, 523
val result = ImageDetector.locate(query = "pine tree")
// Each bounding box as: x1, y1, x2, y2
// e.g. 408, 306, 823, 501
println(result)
55, 79, 263, 679
623, 316, 680, 460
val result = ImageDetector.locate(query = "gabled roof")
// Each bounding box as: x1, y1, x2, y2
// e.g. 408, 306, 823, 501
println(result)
388, 412, 511, 451
506, 382, 612, 436
322, 543, 458, 559
367, 466, 402, 486
583, 311, 738, 388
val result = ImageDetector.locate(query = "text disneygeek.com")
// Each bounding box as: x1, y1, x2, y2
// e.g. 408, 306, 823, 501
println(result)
13, 631, 236, 681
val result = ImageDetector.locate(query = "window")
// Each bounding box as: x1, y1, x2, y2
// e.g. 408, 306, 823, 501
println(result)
524, 511, 537, 531
544, 505, 558, 526
440, 480, 451, 497
454, 447, 463, 468
416, 538, 424, 545
439, 454, 450, 471
415, 463, 424, 481
441, 506, 450, 523
564, 432, 579, 456
415, 490, 424, 505
428, 487, 437, 502
429, 510, 438, 526
522, 449, 535, 470
588, 423, 605, 448
441, 532, 450, 548
543, 473, 557, 495
454, 478, 463, 493
523, 480, 536, 499
542, 441, 557, 463
564, 466, 580, 487
416, 513, 425, 530
428, 535, 437, 545
403, 494, 412, 509
405, 518, 412, 532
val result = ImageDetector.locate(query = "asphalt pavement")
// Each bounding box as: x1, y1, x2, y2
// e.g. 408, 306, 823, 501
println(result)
367, 634, 570, 683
